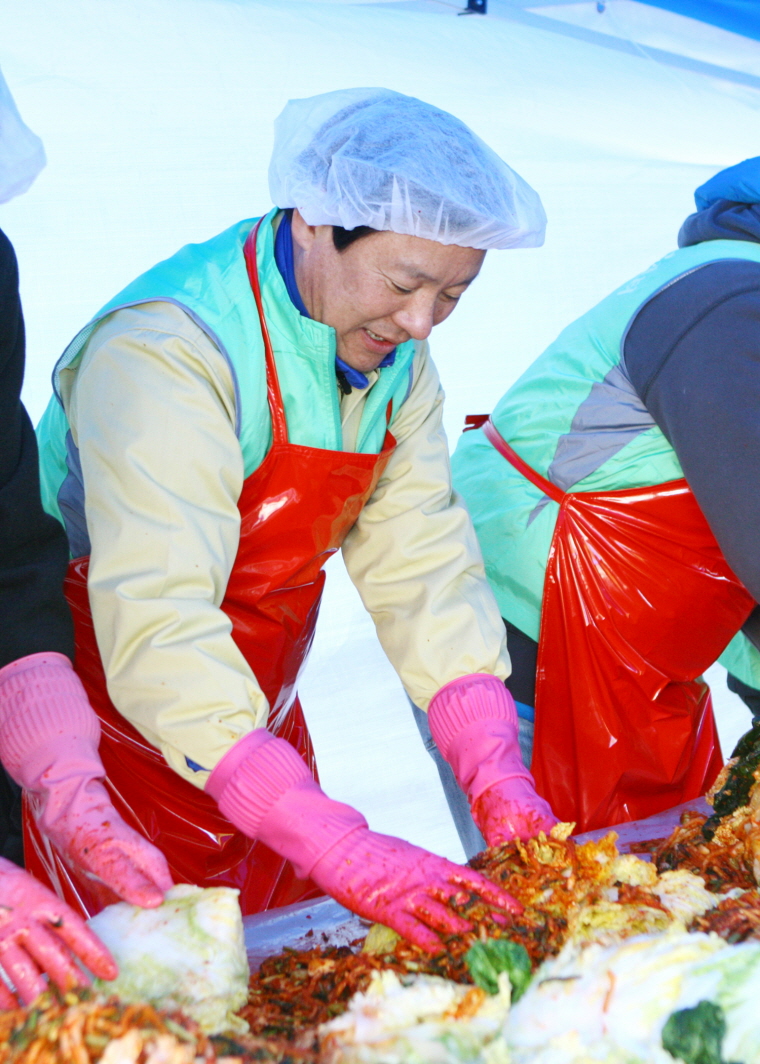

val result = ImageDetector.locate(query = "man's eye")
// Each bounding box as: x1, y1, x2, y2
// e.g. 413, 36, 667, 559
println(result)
392, 282, 412, 294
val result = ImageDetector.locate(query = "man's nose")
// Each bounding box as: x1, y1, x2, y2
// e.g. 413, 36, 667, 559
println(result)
393, 295, 436, 341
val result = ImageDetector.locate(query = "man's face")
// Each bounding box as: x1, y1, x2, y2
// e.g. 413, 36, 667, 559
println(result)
291, 211, 486, 373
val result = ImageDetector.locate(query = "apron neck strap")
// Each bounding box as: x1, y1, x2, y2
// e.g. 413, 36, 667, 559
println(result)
483, 418, 564, 504
245, 217, 395, 446
244, 218, 288, 445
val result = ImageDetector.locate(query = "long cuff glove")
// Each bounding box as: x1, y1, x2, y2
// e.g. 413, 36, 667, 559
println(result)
0, 653, 173, 908
0, 857, 118, 1006
206, 730, 521, 953
428, 674, 558, 847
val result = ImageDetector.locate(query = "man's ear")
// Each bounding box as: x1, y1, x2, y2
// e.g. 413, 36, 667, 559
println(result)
290, 208, 318, 253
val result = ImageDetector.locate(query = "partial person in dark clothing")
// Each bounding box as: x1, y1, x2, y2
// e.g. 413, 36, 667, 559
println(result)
0, 229, 73, 864
437, 156, 760, 852
0, 232, 74, 683
0, 227, 75, 865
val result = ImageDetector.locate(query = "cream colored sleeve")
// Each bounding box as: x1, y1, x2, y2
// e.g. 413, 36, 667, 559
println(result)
65, 302, 268, 788
341, 343, 511, 711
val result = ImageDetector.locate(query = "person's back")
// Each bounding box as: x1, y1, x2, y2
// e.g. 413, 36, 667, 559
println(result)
454, 157, 760, 692
452, 157, 760, 830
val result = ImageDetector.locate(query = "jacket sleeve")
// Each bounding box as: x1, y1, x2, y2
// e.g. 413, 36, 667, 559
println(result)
0, 228, 73, 669
341, 344, 511, 711
65, 302, 268, 787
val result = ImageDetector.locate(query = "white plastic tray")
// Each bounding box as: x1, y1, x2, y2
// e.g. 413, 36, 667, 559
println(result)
244, 896, 370, 971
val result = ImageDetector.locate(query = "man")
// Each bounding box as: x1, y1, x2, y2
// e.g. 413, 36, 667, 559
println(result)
34, 88, 556, 946
451, 156, 760, 838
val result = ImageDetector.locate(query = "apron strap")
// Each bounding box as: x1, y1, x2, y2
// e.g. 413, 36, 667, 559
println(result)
245, 217, 395, 446
483, 417, 565, 505
244, 219, 288, 446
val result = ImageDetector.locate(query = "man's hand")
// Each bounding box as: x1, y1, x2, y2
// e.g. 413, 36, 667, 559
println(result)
310, 826, 520, 952
0, 653, 173, 908
429, 673, 558, 846
472, 777, 557, 846
206, 728, 521, 951
39, 778, 173, 908
0, 858, 117, 1005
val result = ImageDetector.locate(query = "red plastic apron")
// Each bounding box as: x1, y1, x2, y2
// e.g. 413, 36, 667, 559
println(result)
23, 219, 396, 917
482, 417, 755, 833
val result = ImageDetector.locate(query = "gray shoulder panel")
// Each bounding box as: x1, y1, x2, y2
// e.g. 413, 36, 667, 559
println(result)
546, 363, 654, 494
539, 260, 753, 504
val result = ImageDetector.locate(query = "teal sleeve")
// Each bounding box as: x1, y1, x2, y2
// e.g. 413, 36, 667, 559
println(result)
718, 631, 760, 690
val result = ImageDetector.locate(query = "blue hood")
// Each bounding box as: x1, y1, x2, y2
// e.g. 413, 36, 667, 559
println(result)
695, 156, 760, 209
679, 156, 760, 247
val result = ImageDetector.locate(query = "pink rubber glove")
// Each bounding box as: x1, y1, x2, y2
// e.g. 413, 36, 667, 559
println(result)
428, 674, 558, 846
0, 653, 173, 908
0, 856, 118, 1006
206, 730, 521, 952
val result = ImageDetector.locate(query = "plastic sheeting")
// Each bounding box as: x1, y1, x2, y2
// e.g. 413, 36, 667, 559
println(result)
0, 66, 45, 204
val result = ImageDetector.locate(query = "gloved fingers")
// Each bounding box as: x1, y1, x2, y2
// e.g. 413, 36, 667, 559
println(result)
472, 782, 558, 847
143, 855, 173, 895
113, 874, 165, 908
48, 793, 173, 907
49, 907, 118, 981
404, 892, 473, 937
473, 801, 511, 843
22, 923, 91, 995
105, 825, 174, 896
443, 867, 522, 914
516, 800, 557, 832
75, 837, 172, 908
485, 825, 529, 846
131, 853, 173, 899
0, 974, 17, 1009
481, 807, 557, 847
88, 852, 166, 908
0, 941, 46, 1005
379, 909, 445, 954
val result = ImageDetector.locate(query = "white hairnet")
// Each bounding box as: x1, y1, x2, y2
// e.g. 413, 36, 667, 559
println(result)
269, 88, 545, 250
0, 66, 45, 205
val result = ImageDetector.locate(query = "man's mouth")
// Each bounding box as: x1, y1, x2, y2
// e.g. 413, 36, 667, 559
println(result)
361, 327, 398, 354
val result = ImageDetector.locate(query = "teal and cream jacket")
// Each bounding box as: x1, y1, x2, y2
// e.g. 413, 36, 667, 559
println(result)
452, 238, 760, 693
36, 210, 509, 786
